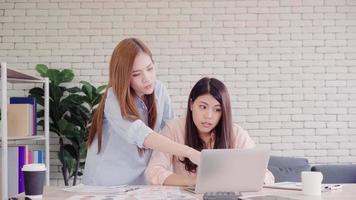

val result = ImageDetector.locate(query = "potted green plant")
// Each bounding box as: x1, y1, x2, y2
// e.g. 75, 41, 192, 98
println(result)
29, 64, 105, 186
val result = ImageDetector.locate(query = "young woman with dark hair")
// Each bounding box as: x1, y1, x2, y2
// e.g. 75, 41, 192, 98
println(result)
145, 77, 274, 186
82, 38, 200, 186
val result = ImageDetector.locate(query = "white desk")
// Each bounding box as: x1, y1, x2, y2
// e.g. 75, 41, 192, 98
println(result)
17, 184, 356, 200
241, 184, 356, 200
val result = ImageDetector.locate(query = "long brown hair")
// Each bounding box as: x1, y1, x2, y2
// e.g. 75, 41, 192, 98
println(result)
88, 38, 157, 153
181, 77, 233, 173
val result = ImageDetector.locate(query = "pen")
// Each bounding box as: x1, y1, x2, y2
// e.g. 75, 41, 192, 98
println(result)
324, 184, 342, 190
124, 187, 140, 192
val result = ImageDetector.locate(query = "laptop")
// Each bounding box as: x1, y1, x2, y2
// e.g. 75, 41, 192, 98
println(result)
186, 148, 270, 194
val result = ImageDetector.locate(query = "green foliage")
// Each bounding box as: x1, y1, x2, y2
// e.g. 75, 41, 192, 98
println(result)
29, 64, 105, 186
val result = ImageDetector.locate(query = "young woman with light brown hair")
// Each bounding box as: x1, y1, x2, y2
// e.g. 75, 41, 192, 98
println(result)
82, 38, 200, 186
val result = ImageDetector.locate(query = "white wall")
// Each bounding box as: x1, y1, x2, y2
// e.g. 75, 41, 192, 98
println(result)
1, 0, 355, 186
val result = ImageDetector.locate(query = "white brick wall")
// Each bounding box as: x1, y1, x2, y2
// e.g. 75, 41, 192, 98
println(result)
1, 0, 355, 186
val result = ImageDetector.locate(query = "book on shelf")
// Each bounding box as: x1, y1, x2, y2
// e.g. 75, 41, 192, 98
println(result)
7, 104, 33, 138
10, 97, 37, 136
18, 146, 26, 193
33, 149, 44, 163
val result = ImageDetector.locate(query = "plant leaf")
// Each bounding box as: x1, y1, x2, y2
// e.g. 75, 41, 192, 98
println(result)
97, 85, 106, 94
63, 144, 78, 159
80, 81, 94, 101
47, 69, 62, 85
49, 84, 63, 104
36, 64, 48, 77
67, 86, 81, 93
63, 94, 86, 105
61, 69, 75, 83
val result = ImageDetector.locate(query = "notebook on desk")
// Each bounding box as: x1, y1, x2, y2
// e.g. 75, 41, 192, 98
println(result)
185, 148, 270, 194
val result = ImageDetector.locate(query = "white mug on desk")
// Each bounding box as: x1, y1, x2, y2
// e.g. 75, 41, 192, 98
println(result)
301, 171, 323, 196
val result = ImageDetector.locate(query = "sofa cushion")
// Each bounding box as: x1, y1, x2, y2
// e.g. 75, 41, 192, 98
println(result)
311, 165, 356, 183
268, 156, 311, 182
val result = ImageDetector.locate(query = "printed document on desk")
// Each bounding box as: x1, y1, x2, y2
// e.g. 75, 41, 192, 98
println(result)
64, 184, 197, 200
63, 183, 129, 193
66, 195, 125, 200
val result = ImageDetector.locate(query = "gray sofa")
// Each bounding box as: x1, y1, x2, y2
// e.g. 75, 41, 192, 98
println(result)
267, 156, 356, 183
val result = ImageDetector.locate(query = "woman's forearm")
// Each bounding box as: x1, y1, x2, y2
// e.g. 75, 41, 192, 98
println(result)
163, 174, 196, 186
144, 132, 201, 165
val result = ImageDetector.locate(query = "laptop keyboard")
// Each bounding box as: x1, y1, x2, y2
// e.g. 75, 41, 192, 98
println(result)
203, 192, 240, 200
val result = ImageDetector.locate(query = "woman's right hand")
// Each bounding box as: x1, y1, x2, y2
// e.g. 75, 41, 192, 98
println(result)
189, 149, 201, 165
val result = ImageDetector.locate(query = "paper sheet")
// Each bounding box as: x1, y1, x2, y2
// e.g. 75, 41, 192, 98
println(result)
64, 184, 197, 200
63, 184, 130, 193
131, 187, 196, 200
66, 195, 126, 200
263, 182, 343, 192
263, 182, 302, 191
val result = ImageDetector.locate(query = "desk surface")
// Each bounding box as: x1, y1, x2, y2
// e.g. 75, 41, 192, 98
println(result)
241, 184, 356, 200
41, 184, 356, 200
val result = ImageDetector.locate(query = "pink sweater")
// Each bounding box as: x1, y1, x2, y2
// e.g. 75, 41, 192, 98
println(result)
145, 118, 275, 185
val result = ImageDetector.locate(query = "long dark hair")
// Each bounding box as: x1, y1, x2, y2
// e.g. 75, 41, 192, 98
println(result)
181, 77, 233, 173
88, 38, 157, 153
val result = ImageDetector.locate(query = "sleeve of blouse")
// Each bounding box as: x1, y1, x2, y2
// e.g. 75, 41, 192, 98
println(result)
234, 125, 255, 149
160, 83, 174, 130
145, 123, 176, 185
264, 169, 275, 184
105, 89, 153, 148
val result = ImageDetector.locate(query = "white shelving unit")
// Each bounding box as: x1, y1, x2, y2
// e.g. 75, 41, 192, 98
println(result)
1, 62, 49, 200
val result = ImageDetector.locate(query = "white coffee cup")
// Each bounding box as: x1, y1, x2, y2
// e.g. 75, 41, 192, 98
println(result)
301, 171, 323, 196
22, 164, 47, 199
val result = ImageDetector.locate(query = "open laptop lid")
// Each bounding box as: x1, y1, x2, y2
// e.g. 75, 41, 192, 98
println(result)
194, 148, 270, 193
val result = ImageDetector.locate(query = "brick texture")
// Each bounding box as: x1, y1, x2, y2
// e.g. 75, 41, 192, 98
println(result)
1, 0, 355, 186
